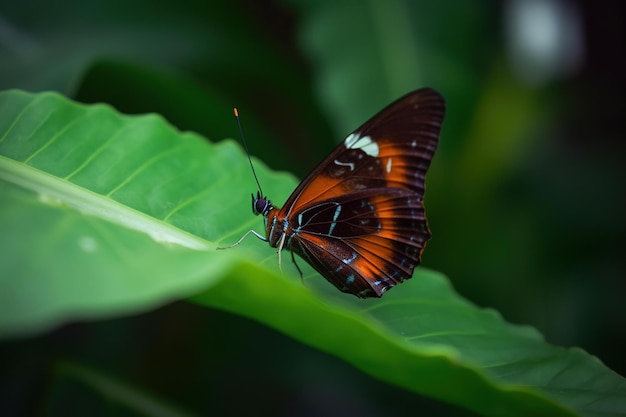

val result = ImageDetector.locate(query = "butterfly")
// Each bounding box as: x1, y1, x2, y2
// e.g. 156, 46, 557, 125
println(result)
222, 88, 445, 298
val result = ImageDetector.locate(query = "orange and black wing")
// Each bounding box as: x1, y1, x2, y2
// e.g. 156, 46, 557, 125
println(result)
279, 88, 445, 297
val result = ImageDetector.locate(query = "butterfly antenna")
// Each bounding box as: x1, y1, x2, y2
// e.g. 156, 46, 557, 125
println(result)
233, 108, 264, 197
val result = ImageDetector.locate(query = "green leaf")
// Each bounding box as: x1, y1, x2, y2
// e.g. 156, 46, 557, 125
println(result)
1, 90, 625, 417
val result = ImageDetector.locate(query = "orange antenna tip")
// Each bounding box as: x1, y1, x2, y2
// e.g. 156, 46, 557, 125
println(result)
233, 107, 239, 117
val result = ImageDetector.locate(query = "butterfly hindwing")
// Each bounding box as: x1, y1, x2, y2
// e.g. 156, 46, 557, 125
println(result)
288, 188, 430, 297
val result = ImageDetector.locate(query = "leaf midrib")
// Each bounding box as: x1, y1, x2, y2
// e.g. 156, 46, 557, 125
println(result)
0, 155, 210, 250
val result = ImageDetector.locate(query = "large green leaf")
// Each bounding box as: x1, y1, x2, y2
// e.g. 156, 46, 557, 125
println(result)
1, 90, 624, 417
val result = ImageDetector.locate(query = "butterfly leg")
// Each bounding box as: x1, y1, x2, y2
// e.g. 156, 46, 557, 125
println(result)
275, 233, 286, 270
290, 251, 304, 281
217, 229, 268, 249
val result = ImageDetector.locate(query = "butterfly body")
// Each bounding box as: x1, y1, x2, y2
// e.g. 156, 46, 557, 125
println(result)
247, 88, 445, 298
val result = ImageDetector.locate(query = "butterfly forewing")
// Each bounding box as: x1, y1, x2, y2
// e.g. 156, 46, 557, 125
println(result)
263, 88, 445, 298
280, 88, 443, 215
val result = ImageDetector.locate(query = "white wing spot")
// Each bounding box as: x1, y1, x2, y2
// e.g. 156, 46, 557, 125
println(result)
328, 204, 342, 235
343, 252, 357, 265
386, 157, 392, 173
344, 133, 379, 157
334, 159, 355, 171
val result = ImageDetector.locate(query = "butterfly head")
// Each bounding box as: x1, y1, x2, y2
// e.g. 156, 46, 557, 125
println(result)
251, 191, 273, 216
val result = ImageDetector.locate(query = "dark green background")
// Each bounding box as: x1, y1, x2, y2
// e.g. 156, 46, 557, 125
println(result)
1, 1, 624, 416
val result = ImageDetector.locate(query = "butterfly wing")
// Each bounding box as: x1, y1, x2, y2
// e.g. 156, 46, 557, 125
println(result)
281, 88, 444, 214
279, 88, 445, 297
287, 187, 430, 297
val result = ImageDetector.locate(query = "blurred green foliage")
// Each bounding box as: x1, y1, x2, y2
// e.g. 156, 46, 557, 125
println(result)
1, 0, 624, 416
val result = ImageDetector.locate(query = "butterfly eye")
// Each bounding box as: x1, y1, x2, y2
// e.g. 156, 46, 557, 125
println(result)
251, 192, 272, 216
